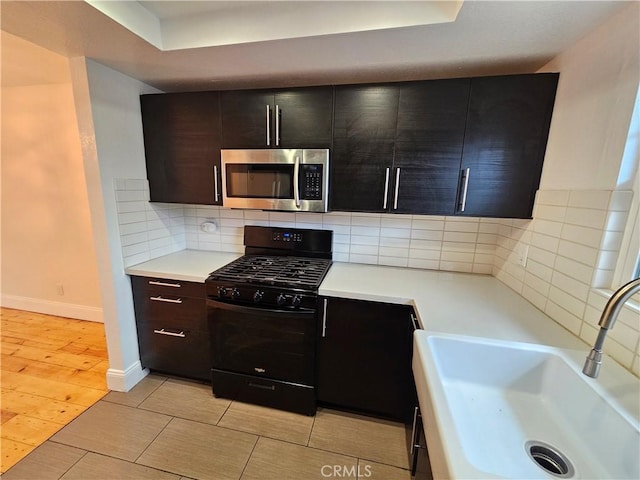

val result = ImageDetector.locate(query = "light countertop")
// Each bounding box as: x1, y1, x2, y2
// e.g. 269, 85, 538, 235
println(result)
320, 262, 587, 350
125, 250, 240, 283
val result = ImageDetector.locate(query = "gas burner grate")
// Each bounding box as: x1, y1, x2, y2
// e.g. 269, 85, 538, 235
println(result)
209, 255, 332, 289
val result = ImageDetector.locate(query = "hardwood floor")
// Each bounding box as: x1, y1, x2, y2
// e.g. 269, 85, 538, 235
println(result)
0, 308, 108, 473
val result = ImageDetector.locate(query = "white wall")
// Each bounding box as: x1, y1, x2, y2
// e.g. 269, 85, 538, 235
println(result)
0, 32, 102, 321
69, 57, 161, 391
493, 3, 640, 377
539, 2, 639, 190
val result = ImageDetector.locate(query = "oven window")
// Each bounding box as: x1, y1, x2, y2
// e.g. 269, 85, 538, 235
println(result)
226, 164, 293, 198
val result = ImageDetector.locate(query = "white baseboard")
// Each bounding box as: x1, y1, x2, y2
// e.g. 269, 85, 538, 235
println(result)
107, 361, 149, 392
0, 294, 103, 322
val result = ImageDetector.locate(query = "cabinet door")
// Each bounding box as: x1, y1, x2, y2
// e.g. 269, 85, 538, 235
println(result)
141, 92, 221, 205
221, 90, 274, 148
393, 79, 470, 215
317, 297, 415, 421
275, 87, 333, 148
331, 85, 399, 212
458, 74, 558, 218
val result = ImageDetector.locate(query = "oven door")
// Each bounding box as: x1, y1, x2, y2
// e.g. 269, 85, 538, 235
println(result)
207, 299, 317, 385
221, 148, 329, 212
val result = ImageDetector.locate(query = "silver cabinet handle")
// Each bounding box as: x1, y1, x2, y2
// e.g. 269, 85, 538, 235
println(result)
153, 328, 185, 338
382, 167, 390, 209
266, 104, 271, 146
410, 406, 422, 476
410, 312, 420, 330
322, 298, 328, 337
149, 280, 181, 288
293, 155, 301, 208
460, 167, 470, 212
393, 167, 401, 210
213, 165, 219, 202
150, 296, 183, 304
275, 104, 280, 146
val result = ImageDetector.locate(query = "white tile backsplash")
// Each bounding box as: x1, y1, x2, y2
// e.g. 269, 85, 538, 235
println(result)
493, 188, 638, 376
114, 180, 637, 376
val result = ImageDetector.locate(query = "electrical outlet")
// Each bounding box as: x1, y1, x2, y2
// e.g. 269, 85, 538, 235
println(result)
517, 245, 529, 267
56, 283, 65, 296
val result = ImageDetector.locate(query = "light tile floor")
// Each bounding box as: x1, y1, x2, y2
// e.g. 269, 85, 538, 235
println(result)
3, 375, 415, 480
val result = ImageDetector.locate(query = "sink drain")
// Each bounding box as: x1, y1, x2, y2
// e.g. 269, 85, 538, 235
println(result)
525, 441, 575, 478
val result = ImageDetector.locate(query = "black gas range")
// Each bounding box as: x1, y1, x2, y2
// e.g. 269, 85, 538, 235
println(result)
205, 226, 333, 415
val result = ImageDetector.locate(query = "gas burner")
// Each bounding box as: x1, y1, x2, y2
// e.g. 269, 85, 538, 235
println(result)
208, 255, 331, 290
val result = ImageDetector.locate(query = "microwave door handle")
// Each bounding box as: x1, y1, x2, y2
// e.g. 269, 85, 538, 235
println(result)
294, 156, 301, 208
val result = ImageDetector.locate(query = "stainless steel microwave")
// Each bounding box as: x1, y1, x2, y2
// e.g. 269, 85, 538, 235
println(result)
221, 149, 329, 212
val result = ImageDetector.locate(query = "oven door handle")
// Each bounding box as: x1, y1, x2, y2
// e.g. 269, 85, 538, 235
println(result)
207, 298, 316, 317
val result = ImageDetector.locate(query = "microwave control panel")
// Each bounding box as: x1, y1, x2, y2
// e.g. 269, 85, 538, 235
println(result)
300, 164, 324, 200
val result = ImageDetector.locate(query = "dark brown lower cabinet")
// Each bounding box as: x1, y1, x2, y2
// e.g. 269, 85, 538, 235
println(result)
317, 296, 418, 422
131, 276, 210, 381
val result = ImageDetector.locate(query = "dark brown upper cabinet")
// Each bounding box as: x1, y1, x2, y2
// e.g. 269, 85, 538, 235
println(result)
330, 84, 400, 212
393, 78, 471, 215
456, 73, 559, 218
139, 74, 557, 217
330, 79, 470, 215
140, 91, 222, 205
220, 86, 333, 149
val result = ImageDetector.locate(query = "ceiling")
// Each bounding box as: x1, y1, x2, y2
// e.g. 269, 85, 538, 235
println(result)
0, 1, 630, 92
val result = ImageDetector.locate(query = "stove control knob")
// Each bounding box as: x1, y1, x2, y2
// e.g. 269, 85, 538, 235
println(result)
231, 288, 241, 300
253, 290, 264, 303
291, 295, 302, 307
217, 287, 228, 298
276, 294, 287, 306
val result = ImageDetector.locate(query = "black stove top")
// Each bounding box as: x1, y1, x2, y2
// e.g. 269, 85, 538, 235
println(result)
207, 255, 332, 290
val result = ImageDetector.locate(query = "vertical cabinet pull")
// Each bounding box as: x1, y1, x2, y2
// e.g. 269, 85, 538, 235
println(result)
393, 167, 401, 210
322, 298, 328, 337
459, 167, 470, 212
382, 167, 390, 209
213, 165, 219, 202
275, 104, 280, 146
410, 406, 422, 476
410, 312, 420, 330
148, 280, 181, 288
266, 104, 271, 146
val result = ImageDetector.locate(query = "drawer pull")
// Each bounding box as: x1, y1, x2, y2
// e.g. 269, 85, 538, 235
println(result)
153, 328, 185, 338
150, 296, 183, 304
248, 382, 275, 391
149, 280, 181, 288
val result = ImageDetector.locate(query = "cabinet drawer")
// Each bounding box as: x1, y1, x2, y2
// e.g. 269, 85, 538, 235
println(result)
131, 276, 205, 299
136, 324, 210, 380
137, 295, 206, 331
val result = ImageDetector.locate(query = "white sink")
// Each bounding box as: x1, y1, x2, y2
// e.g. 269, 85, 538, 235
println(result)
413, 332, 640, 479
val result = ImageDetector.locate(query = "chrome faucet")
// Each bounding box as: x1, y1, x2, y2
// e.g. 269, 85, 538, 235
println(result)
583, 277, 640, 378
